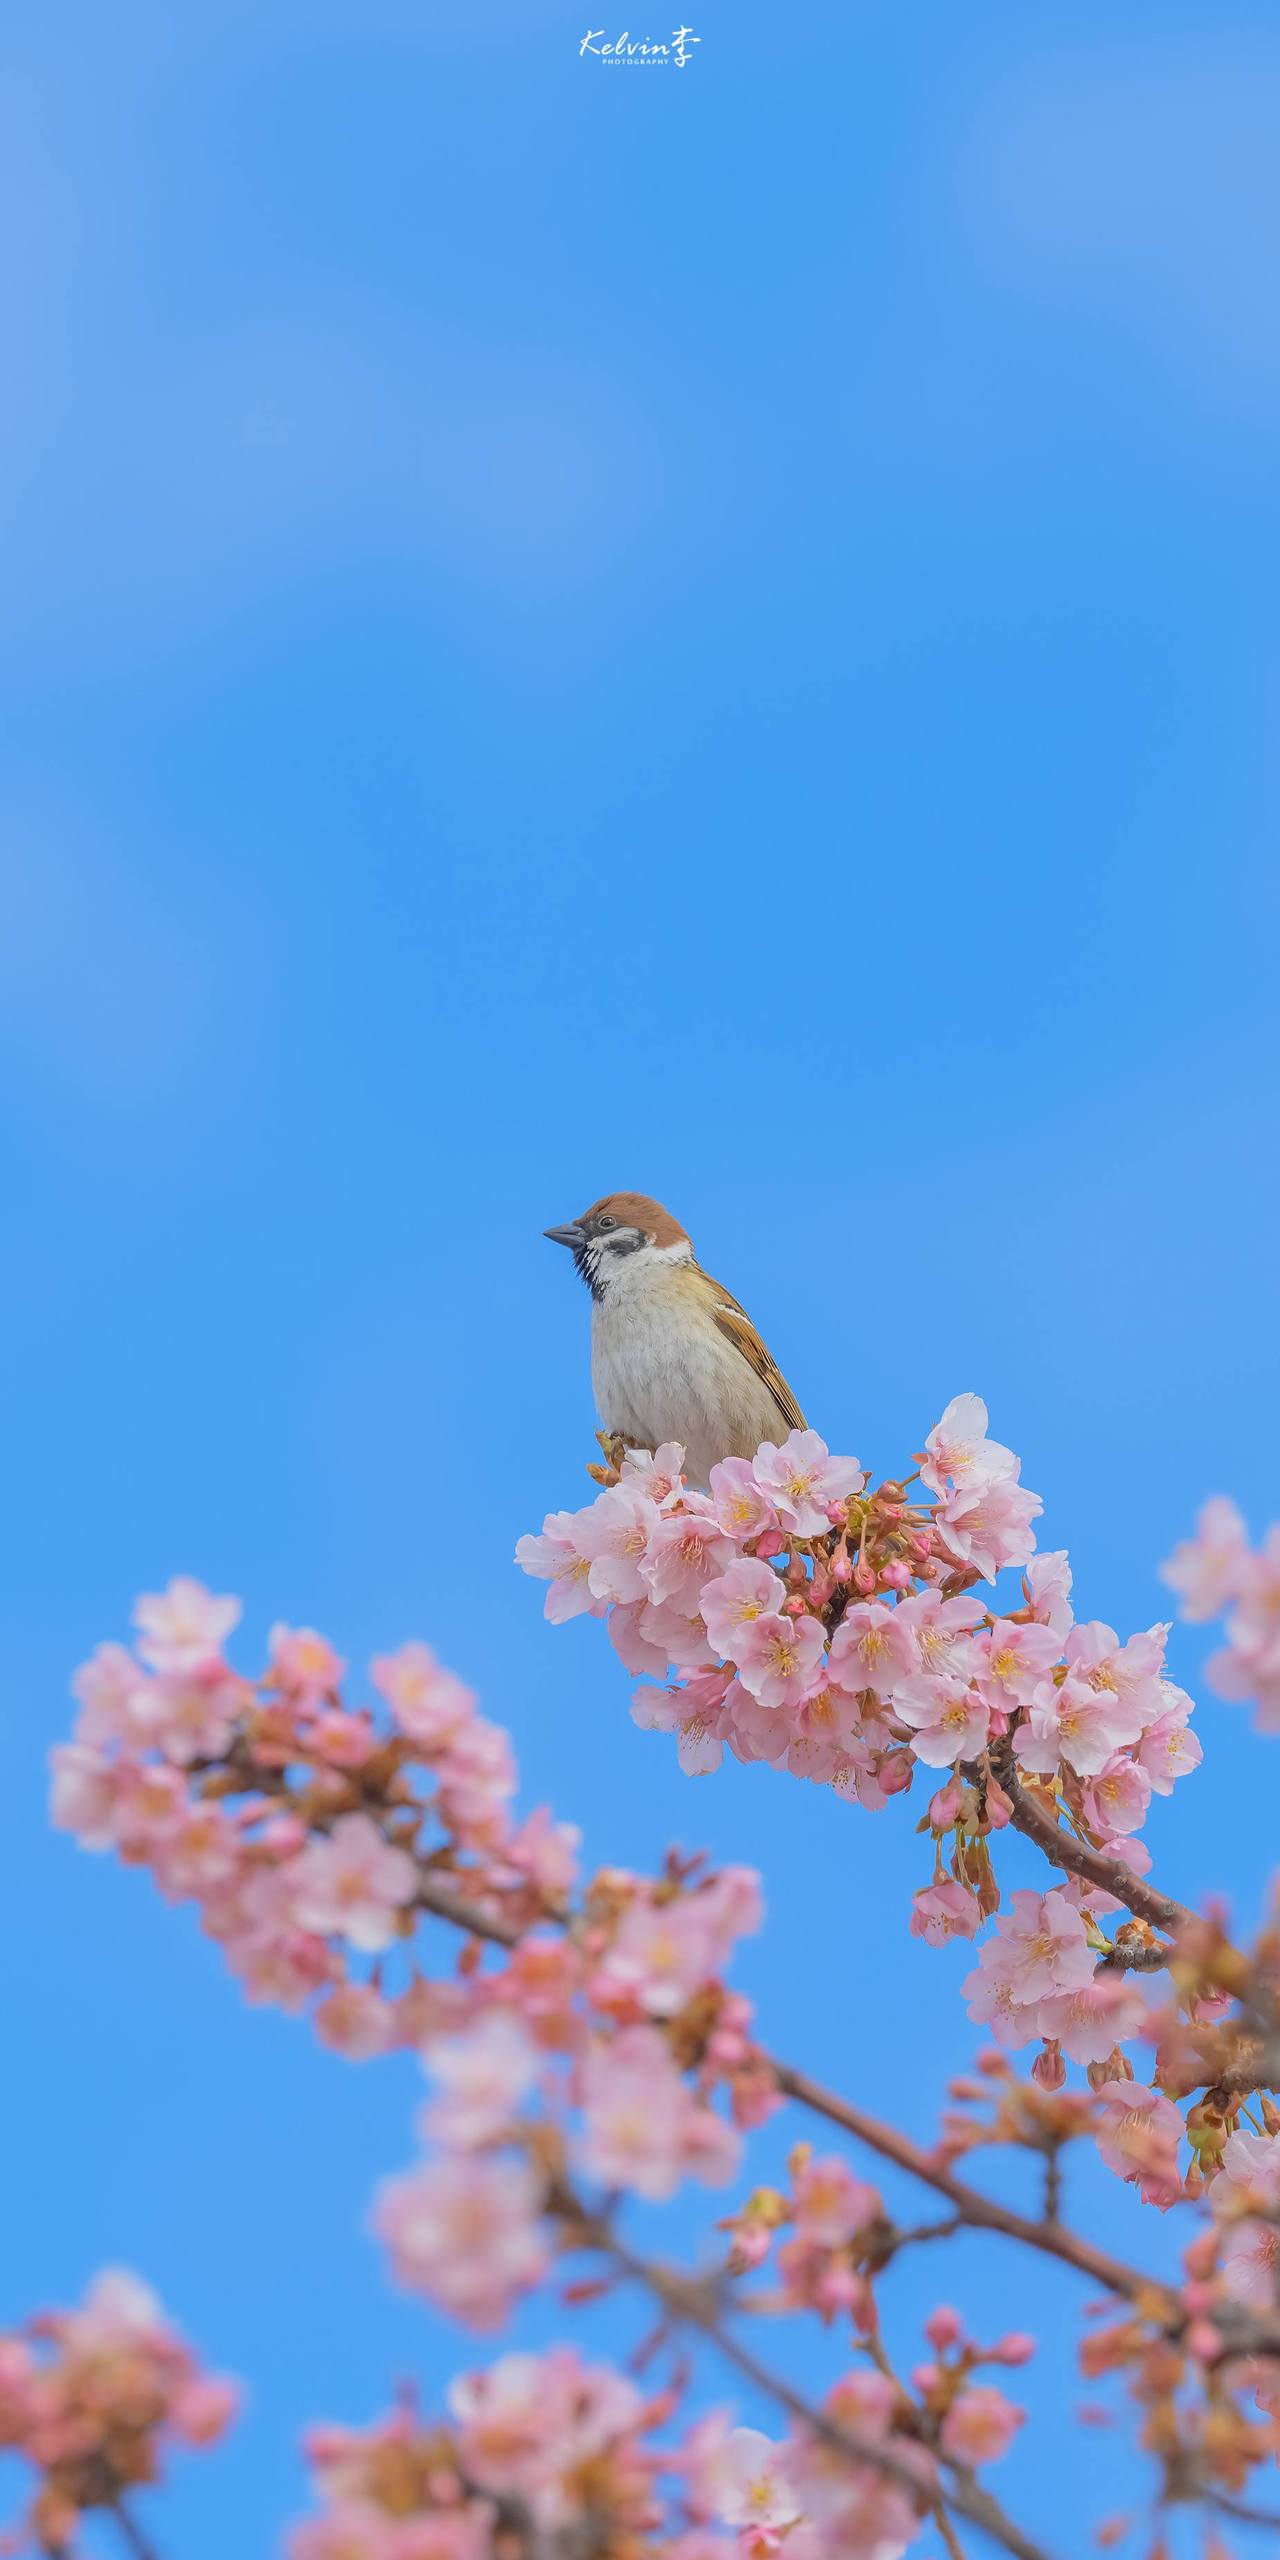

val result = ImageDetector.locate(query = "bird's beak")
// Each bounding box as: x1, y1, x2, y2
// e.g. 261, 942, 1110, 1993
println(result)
544, 1221, 587, 1250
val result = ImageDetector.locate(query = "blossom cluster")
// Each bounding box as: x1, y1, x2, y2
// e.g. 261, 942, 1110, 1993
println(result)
516, 1406, 1194, 1845
287, 2335, 1024, 2560
374, 1862, 764, 2331
0, 2270, 237, 2555
52, 1583, 581, 2048
50, 1586, 775, 2334
519, 1403, 1208, 2156
1163, 1494, 1280, 1728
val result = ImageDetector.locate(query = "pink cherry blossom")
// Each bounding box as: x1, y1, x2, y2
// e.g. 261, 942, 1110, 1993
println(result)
963, 1890, 1094, 2044
698, 1556, 787, 1656
939, 2386, 1023, 2465
1093, 2080, 1185, 2209
1037, 1977, 1147, 2065
993, 1889, 1096, 2001
132, 1578, 241, 1674
934, 1477, 1042, 1581
641, 1510, 736, 1612
751, 1432, 864, 1536
920, 1393, 1018, 1497
71, 1644, 158, 1750
1014, 1674, 1145, 1778
421, 2013, 540, 2147
578, 2027, 738, 2200
1161, 1496, 1250, 1621
827, 1603, 917, 1700
792, 2156, 880, 2247
502, 1805, 580, 1898
370, 1643, 476, 1749
514, 1509, 601, 1623
894, 1677, 991, 1767
707, 1455, 778, 1540
573, 1485, 662, 1605
894, 1591, 984, 1681
1136, 1687, 1203, 1794
620, 1441, 687, 1500
50, 1742, 120, 1848
313, 1983, 398, 2061
910, 1879, 981, 1945
631, 1677, 730, 1775
1064, 1621, 1167, 1731
145, 1671, 247, 1767
1081, 1753, 1153, 1838
606, 1599, 672, 1677
436, 1716, 517, 1846
974, 1618, 1062, 1710
1214, 2130, 1280, 2308
269, 1625, 346, 1696
706, 2427, 801, 2531
292, 1812, 419, 1953
592, 1895, 716, 2017
373, 2155, 549, 2329
1025, 1549, 1074, 1639
734, 1611, 826, 1710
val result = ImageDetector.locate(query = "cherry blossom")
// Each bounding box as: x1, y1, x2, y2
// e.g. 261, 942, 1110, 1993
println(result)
373, 2153, 550, 2329
132, 1576, 241, 1672
919, 1393, 1017, 1499
292, 1812, 419, 1953
1161, 1495, 1251, 1620
751, 1431, 865, 1536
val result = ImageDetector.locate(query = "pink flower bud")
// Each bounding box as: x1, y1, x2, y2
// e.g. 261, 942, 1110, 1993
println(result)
853, 1560, 877, 1595
755, 1531, 786, 1560
1186, 2320, 1222, 2363
878, 1751, 915, 1798
928, 1778, 964, 1828
1032, 2039, 1066, 2092
832, 1551, 853, 1585
990, 2334, 1036, 2367
984, 1776, 1013, 1829
924, 2305, 965, 2352
881, 1559, 912, 1590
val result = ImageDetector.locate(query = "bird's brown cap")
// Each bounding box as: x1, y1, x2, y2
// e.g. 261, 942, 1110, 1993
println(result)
580, 1192, 689, 1246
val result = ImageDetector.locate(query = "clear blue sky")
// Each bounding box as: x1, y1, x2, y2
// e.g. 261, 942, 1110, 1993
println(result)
4, 4, 1279, 2554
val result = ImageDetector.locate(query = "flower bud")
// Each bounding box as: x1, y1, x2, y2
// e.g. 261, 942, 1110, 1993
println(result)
924, 2305, 965, 2352
1032, 2040, 1066, 2092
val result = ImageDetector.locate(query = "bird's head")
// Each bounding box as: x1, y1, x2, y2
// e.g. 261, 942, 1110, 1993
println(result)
543, 1193, 692, 1298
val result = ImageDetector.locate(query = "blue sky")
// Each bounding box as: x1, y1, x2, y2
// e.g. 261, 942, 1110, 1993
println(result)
4, 2, 1280, 2553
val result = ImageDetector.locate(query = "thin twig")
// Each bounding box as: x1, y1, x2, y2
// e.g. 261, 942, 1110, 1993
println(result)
986, 1743, 1191, 1939
109, 2501, 162, 2560
561, 2203, 1055, 2560
772, 2061, 1172, 2311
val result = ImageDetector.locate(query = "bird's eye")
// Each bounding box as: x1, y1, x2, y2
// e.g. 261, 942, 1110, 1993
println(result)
597, 1214, 615, 1231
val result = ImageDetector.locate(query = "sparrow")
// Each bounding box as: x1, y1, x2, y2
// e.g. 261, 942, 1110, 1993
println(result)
544, 1191, 806, 1486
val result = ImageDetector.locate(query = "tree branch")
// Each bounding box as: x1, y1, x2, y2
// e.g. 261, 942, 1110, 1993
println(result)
556, 2197, 1055, 2560
109, 2502, 162, 2560
986, 1742, 1191, 1939
771, 2061, 1174, 2312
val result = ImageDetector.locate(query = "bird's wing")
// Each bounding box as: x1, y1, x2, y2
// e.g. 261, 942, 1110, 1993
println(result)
696, 1268, 807, 1435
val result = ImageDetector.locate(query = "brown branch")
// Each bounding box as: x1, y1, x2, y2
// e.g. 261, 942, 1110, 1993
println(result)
108, 2503, 162, 2560
555, 2197, 1055, 2560
771, 2061, 1174, 2313
986, 1742, 1191, 1938
402, 1846, 1175, 2318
